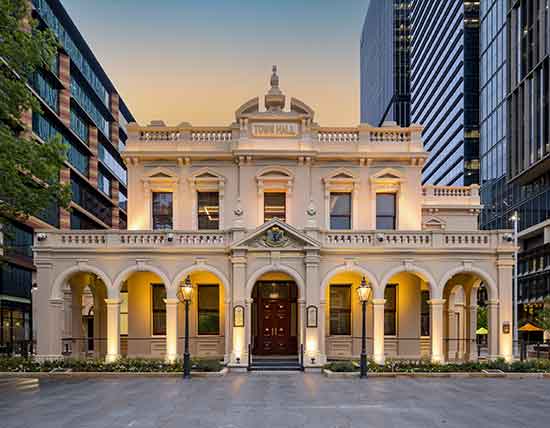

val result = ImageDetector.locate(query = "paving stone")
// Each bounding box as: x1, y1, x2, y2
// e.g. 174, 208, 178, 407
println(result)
0, 374, 548, 427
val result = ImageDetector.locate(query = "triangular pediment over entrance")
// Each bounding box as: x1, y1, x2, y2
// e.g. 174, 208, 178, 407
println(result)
231, 218, 321, 250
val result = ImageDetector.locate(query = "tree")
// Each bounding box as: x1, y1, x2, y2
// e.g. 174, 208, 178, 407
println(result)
477, 305, 488, 330
0, 0, 70, 227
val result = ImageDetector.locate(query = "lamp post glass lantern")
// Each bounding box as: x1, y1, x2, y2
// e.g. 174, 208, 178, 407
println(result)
357, 276, 372, 378
177, 275, 194, 378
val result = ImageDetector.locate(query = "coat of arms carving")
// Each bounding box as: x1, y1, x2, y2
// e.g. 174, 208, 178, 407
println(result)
260, 226, 290, 247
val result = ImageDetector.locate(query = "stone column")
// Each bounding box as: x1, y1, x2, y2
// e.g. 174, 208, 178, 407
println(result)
46, 299, 64, 359
468, 305, 478, 362
497, 258, 514, 362
62, 288, 73, 355
71, 286, 83, 357
164, 298, 178, 363
35, 262, 62, 360
318, 301, 327, 364
298, 299, 306, 351
105, 298, 121, 363
245, 297, 253, 358
224, 299, 232, 363
305, 251, 323, 366
372, 298, 386, 365
230, 252, 247, 366
487, 299, 499, 360
429, 299, 445, 363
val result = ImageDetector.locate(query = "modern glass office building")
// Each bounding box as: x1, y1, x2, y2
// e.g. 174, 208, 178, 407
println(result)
360, 0, 411, 127
410, 0, 480, 186
480, 0, 550, 322
0, 0, 135, 352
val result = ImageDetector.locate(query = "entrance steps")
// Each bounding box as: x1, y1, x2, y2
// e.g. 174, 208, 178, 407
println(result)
249, 356, 302, 372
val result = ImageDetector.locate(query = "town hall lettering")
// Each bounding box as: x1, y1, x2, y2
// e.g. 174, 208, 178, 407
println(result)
251, 122, 299, 137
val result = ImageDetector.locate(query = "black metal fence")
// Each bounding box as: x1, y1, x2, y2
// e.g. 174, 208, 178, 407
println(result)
0, 340, 35, 357
519, 340, 550, 361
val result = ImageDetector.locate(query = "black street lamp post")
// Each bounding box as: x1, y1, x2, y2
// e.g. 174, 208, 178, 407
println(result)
357, 276, 372, 379
177, 275, 194, 379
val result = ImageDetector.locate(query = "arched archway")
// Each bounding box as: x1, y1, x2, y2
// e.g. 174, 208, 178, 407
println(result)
320, 264, 379, 299
112, 263, 171, 298
246, 264, 305, 299
51, 264, 112, 300
108, 263, 171, 362
321, 266, 378, 362
171, 264, 230, 362
378, 263, 439, 362
246, 264, 305, 358
440, 266, 499, 362
55, 269, 109, 359
171, 263, 230, 300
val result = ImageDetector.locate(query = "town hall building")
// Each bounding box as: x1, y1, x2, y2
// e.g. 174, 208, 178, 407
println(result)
32, 68, 515, 368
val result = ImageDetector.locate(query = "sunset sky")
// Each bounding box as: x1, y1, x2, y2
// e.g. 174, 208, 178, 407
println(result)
60, 0, 369, 127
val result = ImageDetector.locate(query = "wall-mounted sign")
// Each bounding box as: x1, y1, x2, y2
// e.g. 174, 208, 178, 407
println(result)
233, 305, 245, 327
306, 305, 318, 328
502, 321, 510, 334
251, 122, 299, 138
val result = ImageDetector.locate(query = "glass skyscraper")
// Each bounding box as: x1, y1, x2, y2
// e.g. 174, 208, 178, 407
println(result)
410, 0, 480, 186
480, 0, 550, 322
360, 0, 411, 127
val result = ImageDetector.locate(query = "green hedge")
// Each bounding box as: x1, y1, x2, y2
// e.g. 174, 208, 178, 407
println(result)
324, 358, 550, 373
0, 357, 223, 373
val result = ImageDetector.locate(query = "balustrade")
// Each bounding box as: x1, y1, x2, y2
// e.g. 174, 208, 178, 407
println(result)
317, 130, 359, 143
369, 130, 411, 142
38, 230, 505, 251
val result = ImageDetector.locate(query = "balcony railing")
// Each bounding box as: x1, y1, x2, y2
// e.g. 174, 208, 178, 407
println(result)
34, 229, 512, 252
322, 230, 503, 249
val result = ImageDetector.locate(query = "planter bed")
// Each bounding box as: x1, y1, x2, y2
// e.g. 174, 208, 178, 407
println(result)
0, 368, 228, 378
323, 369, 550, 379
0, 357, 225, 375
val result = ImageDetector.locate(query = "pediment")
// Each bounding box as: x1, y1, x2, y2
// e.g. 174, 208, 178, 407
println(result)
151, 172, 172, 178
370, 168, 405, 183
423, 216, 446, 230
323, 168, 358, 183
143, 167, 178, 183
231, 218, 320, 250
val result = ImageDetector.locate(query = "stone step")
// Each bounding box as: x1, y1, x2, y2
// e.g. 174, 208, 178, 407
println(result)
249, 365, 302, 371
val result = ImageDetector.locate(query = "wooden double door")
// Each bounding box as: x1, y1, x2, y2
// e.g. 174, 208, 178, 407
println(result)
253, 281, 297, 355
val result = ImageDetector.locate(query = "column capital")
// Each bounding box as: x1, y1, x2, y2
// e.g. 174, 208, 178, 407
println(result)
428, 299, 446, 305
163, 298, 179, 305
104, 298, 121, 305
487, 299, 500, 306
245, 297, 254, 304
496, 258, 514, 267
371, 298, 386, 305
48, 298, 63, 306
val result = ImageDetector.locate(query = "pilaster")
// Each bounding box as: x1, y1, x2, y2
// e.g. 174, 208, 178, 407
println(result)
164, 298, 178, 363
105, 298, 121, 362
372, 298, 386, 364
429, 299, 445, 363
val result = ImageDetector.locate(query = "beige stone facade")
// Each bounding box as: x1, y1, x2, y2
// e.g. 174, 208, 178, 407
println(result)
33, 69, 515, 367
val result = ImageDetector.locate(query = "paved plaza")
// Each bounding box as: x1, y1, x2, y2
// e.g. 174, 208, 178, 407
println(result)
0, 374, 549, 428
